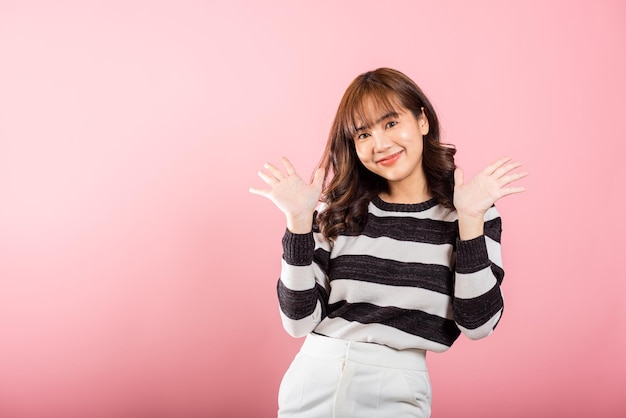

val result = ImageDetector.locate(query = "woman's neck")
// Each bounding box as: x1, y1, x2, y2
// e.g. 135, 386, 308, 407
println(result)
379, 181, 432, 204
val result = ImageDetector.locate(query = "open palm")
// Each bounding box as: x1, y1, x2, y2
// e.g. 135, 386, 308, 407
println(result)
454, 157, 527, 219
249, 157, 324, 220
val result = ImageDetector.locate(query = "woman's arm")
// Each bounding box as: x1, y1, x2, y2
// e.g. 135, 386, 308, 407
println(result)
453, 206, 505, 339
278, 226, 331, 337
250, 157, 329, 337
452, 157, 526, 339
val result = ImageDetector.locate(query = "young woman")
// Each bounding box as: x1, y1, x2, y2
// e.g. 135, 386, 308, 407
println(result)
250, 68, 527, 418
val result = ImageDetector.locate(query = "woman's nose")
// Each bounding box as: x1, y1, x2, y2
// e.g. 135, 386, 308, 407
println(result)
372, 132, 392, 152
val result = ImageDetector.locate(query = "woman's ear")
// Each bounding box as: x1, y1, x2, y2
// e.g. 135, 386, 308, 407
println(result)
418, 107, 429, 135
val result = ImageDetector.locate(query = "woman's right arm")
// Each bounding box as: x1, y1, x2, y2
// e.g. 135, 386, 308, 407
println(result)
250, 157, 328, 337
278, 225, 331, 337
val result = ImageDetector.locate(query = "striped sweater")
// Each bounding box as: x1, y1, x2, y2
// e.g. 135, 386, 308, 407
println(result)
277, 195, 505, 352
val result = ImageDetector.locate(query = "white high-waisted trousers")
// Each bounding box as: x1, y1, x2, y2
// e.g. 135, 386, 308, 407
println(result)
277, 333, 431, 418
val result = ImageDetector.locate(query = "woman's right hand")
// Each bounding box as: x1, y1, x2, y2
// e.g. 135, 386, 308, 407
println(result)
249, 157, 325, 233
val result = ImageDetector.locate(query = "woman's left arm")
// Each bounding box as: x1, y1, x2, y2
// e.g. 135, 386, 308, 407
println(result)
452, 157, 527, 339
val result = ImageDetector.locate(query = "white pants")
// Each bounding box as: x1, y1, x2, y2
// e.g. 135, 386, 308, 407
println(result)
278, 333, 431, 418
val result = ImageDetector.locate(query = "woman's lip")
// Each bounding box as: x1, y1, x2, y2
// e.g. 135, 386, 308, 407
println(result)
377, 151, 403, 166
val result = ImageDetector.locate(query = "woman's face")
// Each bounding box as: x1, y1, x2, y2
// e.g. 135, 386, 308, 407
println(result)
352, 97, 429, 188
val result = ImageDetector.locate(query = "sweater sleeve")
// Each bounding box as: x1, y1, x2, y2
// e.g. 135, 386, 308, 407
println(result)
452, 205, 505, 340
277, 224, 331, 338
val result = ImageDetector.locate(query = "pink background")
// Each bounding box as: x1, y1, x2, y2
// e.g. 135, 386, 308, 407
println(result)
0, 1, 624, 417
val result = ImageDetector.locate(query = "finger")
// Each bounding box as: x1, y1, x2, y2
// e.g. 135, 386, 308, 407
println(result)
312, 167, 325, 188
249, 187, 270, 197
281, 157, 297, 176
264, 162, 285, 180
258, 170, 278, 184
484, 156, 512, 175
454, 168, 464, 187
498, 171, 528, 186
499, 186, 527, 197
492, 161, 523, 179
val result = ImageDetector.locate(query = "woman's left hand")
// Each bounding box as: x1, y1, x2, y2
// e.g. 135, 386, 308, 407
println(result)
453, 156, 528, 220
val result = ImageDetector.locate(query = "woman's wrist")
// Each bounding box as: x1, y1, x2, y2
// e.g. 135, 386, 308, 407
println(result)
286, 212, 314, 234
457, 211, 484, 241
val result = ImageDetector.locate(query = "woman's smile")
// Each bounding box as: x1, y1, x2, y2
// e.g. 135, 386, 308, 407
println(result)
377, 150, 403, 166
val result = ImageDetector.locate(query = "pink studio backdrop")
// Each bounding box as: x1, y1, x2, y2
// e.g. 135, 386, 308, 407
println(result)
0, 1, 624, 417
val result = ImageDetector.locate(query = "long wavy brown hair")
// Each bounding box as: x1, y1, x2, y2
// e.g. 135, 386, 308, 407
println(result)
316, 68, 457, 241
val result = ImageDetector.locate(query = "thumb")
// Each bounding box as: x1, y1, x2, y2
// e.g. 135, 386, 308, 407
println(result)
454, 168, 464, 188
312, 167, 325, 189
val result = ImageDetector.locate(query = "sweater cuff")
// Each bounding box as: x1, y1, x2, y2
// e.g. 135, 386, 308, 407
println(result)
282, 229, 315, 266
456, 235, 490, 274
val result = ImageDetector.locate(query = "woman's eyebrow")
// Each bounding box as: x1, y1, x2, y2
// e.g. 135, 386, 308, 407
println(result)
355, 111, 400, 132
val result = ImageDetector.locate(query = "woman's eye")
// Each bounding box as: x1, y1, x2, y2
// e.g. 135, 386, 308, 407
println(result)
386, 121, 398, 129
357, 133, 370, 140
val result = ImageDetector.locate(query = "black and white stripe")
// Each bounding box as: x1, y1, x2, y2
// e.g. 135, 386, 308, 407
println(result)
277, 196, 505, 352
